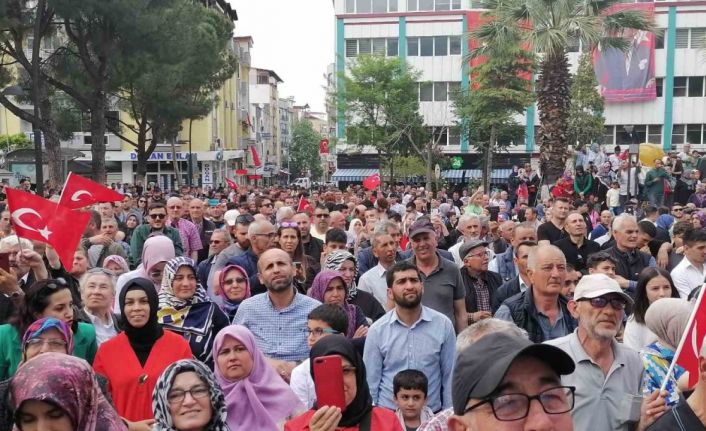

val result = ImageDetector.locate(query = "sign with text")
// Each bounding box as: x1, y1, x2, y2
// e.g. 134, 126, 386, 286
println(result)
202, 162, 214, 186
130, 152, 189, 161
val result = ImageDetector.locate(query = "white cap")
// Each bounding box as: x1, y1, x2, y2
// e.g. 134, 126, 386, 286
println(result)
224, 209, 240, 226
573, 273, 633, 310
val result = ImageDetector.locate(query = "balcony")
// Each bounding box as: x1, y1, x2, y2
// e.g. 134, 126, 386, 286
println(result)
63, 133, 122, 151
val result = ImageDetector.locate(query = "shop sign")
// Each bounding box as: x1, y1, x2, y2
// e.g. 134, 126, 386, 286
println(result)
202, 162, 214, 186
130, 152, 189, 161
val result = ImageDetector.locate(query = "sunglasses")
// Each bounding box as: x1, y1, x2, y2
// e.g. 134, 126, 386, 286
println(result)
315, 213, 329, 218
210, 239, 224, 244
41, 278, 68, 291
578, 296, 627, 310
280, 222, 298, 228
149, 213, 166, 220
223, 277, 246, 286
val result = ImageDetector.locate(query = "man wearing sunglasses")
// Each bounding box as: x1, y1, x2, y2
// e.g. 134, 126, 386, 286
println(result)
546, 274, 667, 431
447, 332, 576, 431
129, 202, 184, 266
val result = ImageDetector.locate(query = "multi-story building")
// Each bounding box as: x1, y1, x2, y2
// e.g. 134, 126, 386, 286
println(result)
331, 0, 706, 185
250, 67, 283, 183
279, 97, 295, 181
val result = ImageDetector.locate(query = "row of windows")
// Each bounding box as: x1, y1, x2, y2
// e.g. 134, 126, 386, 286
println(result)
673, 124, 706, 145
654, 77, 706, 98
345, 38, 398, 57
601, 124, 706, 146
653, 27, 704, 49
428, 126, 461, 146
418, 81, 461, 101
344, 0, 462, 13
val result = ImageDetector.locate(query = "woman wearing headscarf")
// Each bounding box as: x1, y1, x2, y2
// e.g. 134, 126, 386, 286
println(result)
692, 211, 706, 229
323, 250, 384, 322
115, 235, 176, 312
573, 165, 593, 200
152, 359, 230, 431
641, 298, 691, 407
309, 270, 368, 340
215, 265, 251, 322
689, 182, 706, 208
157, 257, 229, 368
285, 335, 401, 431
10, 353, 127, 431
93, 278, 192, 425
104, 255, 130, 276
123, 213, 141, 245
346, 219, 364, 254
213, 325, 305, 431
0, 279, 97, 380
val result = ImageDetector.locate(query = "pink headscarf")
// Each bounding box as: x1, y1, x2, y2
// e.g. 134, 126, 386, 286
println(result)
213, 325, 304, 431
309, 270, 357, 338
137, 235, 176, 290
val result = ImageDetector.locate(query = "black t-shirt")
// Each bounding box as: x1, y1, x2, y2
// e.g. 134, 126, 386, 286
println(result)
554, 237, 602, 273
537, 221, 567, 243
647, 399, 706, 431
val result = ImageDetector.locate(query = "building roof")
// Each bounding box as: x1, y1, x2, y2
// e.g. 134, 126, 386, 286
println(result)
254, 67, 284, 83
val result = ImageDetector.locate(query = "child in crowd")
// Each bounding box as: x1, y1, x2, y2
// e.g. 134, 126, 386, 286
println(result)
393, 369, 434, 431
607, 180, 621, 215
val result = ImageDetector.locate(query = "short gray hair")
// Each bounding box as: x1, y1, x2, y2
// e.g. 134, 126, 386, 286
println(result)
0, 235, 33, 251
211, 228, 232, 245
456, 318, 528, 352
275, 206, 295, 224
248, 220, 274, 236
612, 213, 637, 233
373, 220, 399, 236
527, 244, 565, 270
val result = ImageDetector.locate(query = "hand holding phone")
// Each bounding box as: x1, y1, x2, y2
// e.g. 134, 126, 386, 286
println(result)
313, 355, 346, 410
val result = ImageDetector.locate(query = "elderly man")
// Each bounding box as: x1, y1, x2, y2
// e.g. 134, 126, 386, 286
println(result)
496, 241, 536, 305
166, 197, 202, 262
547, 274, 667, 431
589, 210, 613, 241
0, 235, 48, 323
117, 194, 141, 224
226, 220, 278, 295
489, 222, 538, 282
208, 212, 253, 292
310, 205, 330, 242
80, 269, 120, 345
495, 245, 576, 343
555, 212, 601, 274
406, 218, 467, 332
187, 198, 216, 263
447, 332, 576, 431
459, 239, 503, 323
196, 228, 231, 295
449, 216, 482, 266
358, 226, 398, 309
328, 210, 346, 230
604, 214, 656, 294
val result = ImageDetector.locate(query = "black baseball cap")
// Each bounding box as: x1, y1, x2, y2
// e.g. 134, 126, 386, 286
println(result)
452, 333, 575, 415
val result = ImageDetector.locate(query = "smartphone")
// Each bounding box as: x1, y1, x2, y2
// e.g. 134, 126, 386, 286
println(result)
0, 252, 9, 273
312, 355, 346, 410
489, 206, 500, 222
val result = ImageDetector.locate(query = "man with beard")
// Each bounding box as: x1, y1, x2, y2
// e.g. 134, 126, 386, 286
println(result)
364, 260, 456, 413
546, 274, 667, 431
232, 248, 321, 381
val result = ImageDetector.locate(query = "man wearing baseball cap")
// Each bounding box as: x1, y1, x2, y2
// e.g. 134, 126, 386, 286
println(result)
459, 239, 503, 324
447, 332, 576, 431
546, 274, 667, 431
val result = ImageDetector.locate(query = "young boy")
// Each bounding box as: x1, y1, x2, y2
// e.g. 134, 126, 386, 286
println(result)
289, 304, 348, 409
393, 369, 435, 431
320, 228, 349, 264
606, 180, 621, 215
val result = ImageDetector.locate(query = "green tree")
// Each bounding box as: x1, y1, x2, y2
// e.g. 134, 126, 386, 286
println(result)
567, 52, 605, 150
341, 55, 424, 185
290, 119, 323, 180
454, 22, 534, 191
481, 0, 654, 183
0, 133, 31, 151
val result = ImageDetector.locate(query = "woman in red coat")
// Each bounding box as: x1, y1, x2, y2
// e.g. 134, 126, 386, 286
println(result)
93, 277, 192, 429
285, 335, 402, 431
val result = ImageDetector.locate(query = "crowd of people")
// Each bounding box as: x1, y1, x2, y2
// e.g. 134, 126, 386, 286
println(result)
4, 152, 706, 431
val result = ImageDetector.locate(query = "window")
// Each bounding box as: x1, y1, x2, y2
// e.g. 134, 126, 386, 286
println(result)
448, 126, 461, 146
675, 29, 689, 48
448, 81, 461, 96
420, 37, 434, 56
372, 0, 387, 12
432, 126, 449, 145
257, 74, 269, 85
356, 0, 372, 13
673, 77, 687, 97
434, 36, 448, 56
436, 0, 450, 10
345, 39, 358, 57
687, 124, 703, 144
407, 0, 416, 11
372, 38, 386, 55
359, 38, 371, 55
449, 36, 461, 55
389, 0, 398, 11
346, 0, 355, 13
647, 125, 662, 145
434, 82, 448, 101
672, 124, 685, 145
603, 126, 615, 146
688, 76, 704, 97
633, 125, 647, 143
655, 30, 664, 49
656, 78, 663, 97
419, 0, 434, 10
419, 82, 433, 101
451, 0, 461, 9
408, 37, 419, 56
690, 28, 706, 48
387, 38, 398, 56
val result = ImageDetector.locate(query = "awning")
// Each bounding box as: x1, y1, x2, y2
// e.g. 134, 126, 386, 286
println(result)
442, 169, 465, 184
451, 169, 515, 182
331, 168, 379, 182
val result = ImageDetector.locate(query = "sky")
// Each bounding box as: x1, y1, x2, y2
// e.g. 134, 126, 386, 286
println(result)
229, 0, 335, 113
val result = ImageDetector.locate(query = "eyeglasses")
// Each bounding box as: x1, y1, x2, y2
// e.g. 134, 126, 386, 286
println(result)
138, 199, 147, 203
223, 277, 246, 286
280, 222, 298, 228
25, 338, 68, 351
254, 232, 277, 239
236, 214, 255, 224
464, 386, 575, 421
673, 208, 683, 212
166, 385, 210, 405
466, 250, 491, 260
210, 239, 224, 245
306, 328, 340, 337
315, 213, 329, 218
578, 296, 627, 310
149, 213, 166, 220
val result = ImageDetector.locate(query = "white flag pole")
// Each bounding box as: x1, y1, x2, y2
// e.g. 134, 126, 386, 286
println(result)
57, 171, 73, 204
660, 282, 706, 392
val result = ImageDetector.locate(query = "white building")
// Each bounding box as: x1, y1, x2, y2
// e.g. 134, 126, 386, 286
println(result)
249, 67, 283, 182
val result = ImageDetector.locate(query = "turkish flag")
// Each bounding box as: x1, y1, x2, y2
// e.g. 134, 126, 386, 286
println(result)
7, 188, 91, 269
362, 173, 381, 190
58, 172, 125, 210
225, 177, 238, 190
250, 146, 262, 167
674, 287, 706, 387
297, 196, 312, 214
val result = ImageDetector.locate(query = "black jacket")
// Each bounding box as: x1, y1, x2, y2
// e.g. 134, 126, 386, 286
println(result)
501, 288, 577, 343
496, 275, 523, 306
460, 269, 504, 313
605, 245, 652, 283
191, 218, 216, 263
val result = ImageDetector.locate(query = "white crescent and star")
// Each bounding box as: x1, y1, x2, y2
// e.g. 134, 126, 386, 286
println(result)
11, 208, 52, 240
71, 190, 93, 202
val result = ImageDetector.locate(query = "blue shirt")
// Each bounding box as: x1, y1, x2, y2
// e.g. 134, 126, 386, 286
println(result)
233, 290, 321, 362
363, 306, 456, 412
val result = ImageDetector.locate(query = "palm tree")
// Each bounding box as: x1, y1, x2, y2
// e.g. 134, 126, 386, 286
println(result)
473, 0, 654, 184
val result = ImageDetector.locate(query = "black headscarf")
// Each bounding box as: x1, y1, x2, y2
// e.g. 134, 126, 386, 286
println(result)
119, 277, 163, 366
309, 335, 372, 427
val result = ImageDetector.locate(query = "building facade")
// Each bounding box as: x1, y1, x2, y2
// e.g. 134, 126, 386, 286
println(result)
249, 68, 284, 182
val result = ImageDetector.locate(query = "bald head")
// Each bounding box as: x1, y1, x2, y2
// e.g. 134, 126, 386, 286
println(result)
257, 248, 295, 293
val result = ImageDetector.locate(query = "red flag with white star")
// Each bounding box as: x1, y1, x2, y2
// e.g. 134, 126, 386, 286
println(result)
362, 173, 381, 190
672, 286, 706, 388
7, 188, 91, 269
58, 172, 125, 210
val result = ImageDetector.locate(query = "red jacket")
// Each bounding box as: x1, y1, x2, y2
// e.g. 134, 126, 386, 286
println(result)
285, 407, 403, 431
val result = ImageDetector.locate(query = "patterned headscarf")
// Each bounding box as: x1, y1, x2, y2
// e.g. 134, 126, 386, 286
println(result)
158, 257, 213, 328
103, 255, 129, 274
218, 265, 251, 319
309, 270, 357, 338
323, 250, 359, 300
22, 317, 74, 356
152, 359, 230, 431
10, 353, 127, 431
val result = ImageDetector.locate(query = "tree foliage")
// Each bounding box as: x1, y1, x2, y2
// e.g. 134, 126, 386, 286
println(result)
567, 52, 605, 148
290, 120, 323, 180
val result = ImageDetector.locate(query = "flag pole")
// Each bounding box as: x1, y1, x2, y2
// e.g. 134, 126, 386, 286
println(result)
660, 282, 706, 392
56, 171, 72, 205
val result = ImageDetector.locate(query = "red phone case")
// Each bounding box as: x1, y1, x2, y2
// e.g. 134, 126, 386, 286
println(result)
312, 355, 346, 410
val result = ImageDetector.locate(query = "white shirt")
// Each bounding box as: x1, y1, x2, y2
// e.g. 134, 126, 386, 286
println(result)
670, 257, 706, 298
290, 358, 316, 409
606, 188, 620, 207
358, 262, 390, 310
623, 316, 658, 352
83, 308, 118, 345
